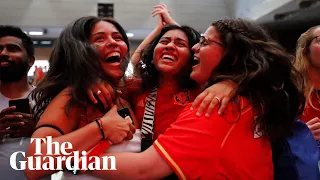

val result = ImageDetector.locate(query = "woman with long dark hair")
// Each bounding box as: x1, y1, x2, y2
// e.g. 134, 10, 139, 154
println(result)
87, 18, 305, 180
24, 16, 136, 179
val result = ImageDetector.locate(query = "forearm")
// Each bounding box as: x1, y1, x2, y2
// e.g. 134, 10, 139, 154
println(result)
88, 146, 172, 180
25, 121, 102, 179
89, 152, 149, 180
131, 27, 162, 65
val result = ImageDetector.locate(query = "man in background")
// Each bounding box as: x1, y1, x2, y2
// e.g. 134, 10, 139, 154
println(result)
0, 25, 37, 180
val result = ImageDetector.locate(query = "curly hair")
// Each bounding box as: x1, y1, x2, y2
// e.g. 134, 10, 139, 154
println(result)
139, 25, 200, 91
295, 25, 320, 111
30, 16, 130, 121
209, 19, 305, 138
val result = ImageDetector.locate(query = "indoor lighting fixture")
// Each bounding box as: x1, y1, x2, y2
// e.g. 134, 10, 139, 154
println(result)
41, 41, 51, 45
126, 33, 134, 37
29, 31, 44, 36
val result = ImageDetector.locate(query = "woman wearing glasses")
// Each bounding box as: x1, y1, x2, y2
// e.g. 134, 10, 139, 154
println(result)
89, 4, 237, 150
295, 25, 320, 146
86, 18, 304, 180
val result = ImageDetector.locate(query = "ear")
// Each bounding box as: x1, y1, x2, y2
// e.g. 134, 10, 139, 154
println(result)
28, 56, 35, 67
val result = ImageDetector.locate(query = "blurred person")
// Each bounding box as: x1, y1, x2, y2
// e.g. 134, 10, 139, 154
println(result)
0, 25, 38, 180
32, 65, 44, 85
24, 17, 136, 180
295, 25, 320, 145
87, 18, 305, 180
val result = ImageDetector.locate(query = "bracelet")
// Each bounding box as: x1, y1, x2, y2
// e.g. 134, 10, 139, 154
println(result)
95, 119, 105, 140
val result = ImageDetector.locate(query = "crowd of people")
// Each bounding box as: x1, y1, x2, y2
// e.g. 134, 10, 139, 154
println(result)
0, 4, 319, 180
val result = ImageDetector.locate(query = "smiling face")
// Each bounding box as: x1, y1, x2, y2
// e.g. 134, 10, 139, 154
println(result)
90, 21, 128, 81
153, 29, 191, 77
0, 36, 32, 82
191, 26, 225, 85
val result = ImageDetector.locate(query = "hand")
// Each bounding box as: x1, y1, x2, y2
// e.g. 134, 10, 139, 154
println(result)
306, 117, 320, 140
152, 4, 178, 26
101, 105, 136, 144
87, 79, 115, 111
0, 106, 18, 137
0, 106, 35, 138
191, 81, 237, 117
9, 112, 36, 138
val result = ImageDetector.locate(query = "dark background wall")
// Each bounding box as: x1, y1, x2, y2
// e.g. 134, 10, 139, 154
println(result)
260, 4, 320, 54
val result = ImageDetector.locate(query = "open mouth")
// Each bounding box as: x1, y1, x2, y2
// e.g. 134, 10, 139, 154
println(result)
105, 52, 121, 64
162, 54, 176, 62
192, 56, 200, 66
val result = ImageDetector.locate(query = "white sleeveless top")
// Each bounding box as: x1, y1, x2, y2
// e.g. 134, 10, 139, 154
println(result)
55, 129, 141, 180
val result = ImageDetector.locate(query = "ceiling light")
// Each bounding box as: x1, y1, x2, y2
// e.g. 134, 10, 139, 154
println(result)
126, 33, 134, 37
29, 31, 44, 36
41, 41, 51, 45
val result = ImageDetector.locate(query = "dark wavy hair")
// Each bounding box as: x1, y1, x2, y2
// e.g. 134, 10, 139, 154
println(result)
139, 25, 200, 91
0, 25, 34, 57
31, 16, 130, 121
209, 19, 305, 138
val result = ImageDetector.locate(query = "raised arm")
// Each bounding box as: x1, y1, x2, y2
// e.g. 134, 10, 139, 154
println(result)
131, 4, 179, 65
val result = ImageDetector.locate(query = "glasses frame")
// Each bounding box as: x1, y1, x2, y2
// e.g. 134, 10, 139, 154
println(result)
199, 36, 224, 47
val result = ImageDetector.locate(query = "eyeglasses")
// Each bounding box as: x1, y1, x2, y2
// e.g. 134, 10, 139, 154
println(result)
199, 36, 224, 47
311, 35, 320, 45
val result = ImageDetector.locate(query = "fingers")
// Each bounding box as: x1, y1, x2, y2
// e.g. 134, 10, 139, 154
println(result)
204, 97, 221, 117
126, 131, 133, 141
218, 97, 230, 115
102, 83, 115, 107
96, 91, 108, 110
87, 90, 98, 104
7, 121, 25, 128
129, 123, 136, 134
0, 114, 23, 123
196, 93, 215, 117
191, 91, 207, 111
13, 112, 32, 119
306, 117, 320, 126
0, 106, 16, 117
151, 9, 164, 17
309, 121, 320, 131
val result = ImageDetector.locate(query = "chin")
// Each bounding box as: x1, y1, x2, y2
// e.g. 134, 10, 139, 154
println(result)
191, 73, 206, 85
105, 72, 124, 82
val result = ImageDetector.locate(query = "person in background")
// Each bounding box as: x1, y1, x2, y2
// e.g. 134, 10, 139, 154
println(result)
0, 25, 38, 180
87, 18, 305, 180
295, 25, 320, 145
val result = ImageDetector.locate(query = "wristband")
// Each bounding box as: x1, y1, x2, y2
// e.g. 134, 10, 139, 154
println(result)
95, 119, 105, 140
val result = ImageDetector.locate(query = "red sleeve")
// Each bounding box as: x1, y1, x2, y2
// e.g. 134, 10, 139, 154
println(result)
153, 103, 233, 180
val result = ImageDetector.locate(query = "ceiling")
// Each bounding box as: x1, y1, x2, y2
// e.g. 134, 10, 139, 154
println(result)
0, 0, 310, 40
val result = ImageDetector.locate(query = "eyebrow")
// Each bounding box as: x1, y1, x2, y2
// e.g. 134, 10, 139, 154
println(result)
0, 43, 22, 48
160, 36, 188, 43
91, 31, 122, 36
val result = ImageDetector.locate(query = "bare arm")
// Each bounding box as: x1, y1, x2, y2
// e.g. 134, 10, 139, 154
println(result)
24, 89, 134, 180
88, 146, 173, 180
131, 4, 179, 65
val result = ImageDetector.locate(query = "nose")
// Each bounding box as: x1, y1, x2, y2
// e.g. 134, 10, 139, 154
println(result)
192, 43, 200, 53
164, 42, 175, 51
106, 37, 117, 47
0, 48, 9, 57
